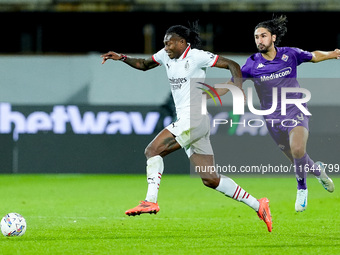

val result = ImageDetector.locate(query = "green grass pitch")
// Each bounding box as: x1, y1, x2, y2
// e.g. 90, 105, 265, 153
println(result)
0, 174, 339, 254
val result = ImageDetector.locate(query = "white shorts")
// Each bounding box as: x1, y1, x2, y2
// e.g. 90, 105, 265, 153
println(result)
166, 114, 213, 158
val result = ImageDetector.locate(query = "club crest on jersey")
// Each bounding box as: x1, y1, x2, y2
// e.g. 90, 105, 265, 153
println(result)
281, 54, 289, 62
185, 60, 189, 70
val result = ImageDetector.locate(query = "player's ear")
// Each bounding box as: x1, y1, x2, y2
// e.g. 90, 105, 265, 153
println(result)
272, 34, 277, 43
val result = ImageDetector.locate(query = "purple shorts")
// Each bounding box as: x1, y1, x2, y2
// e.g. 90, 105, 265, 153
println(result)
265, 110, 310, 151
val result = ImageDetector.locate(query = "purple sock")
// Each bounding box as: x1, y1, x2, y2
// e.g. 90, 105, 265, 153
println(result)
305, 154, 321, 177
294, 154, 308, 189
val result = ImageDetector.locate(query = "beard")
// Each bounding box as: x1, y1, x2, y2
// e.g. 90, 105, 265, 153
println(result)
257, 43, 270, 53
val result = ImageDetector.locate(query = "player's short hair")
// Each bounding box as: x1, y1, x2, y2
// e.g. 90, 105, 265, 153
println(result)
166, 21, 202, 49
255, 15, 288, 45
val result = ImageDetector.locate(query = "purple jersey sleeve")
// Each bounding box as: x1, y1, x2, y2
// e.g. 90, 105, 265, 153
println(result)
289, 47, 313, 65
240, 57, 254, 80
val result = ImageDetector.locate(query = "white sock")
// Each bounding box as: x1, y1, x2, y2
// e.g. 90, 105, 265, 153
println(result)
215, 175, 259, 211
145, 155, 164, 203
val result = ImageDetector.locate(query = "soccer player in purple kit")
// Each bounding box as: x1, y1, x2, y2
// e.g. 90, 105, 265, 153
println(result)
228, 15, 339, 212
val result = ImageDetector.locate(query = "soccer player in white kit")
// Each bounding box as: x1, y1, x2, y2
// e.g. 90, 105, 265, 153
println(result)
101, 23, 272, 232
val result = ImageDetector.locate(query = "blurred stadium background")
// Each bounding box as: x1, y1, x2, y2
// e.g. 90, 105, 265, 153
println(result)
0, 0, 339, 174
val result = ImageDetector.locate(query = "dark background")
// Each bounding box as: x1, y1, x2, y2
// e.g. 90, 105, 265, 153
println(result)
1, 11, 339, 54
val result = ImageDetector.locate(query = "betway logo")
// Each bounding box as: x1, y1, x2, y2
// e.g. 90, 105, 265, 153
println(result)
0, 103, 166, 136
260, 67, 292, 82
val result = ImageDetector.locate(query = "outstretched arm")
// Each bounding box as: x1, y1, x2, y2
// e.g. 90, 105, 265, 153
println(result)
101, 51, 159, 71
311, 49, 340, 63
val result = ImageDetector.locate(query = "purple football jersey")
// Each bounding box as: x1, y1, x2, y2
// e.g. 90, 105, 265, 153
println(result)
241, 47, 313, 120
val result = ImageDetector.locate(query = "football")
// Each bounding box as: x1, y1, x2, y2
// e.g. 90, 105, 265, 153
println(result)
0, 213, 27, 237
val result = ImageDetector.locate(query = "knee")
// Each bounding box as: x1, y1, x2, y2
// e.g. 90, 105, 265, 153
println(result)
144, 145, 156, 159
201, 177, 220, 189
291, 144, 306, 159
145, 142, 164, 159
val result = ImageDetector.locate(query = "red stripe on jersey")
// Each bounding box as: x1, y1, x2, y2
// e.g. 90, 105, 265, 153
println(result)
182, 45, 191, 59
211, 55, 219, 67
232, 186, 239, 199
242, 192, 248, 199
152, 55, 160, 65
246, 194, 250, 199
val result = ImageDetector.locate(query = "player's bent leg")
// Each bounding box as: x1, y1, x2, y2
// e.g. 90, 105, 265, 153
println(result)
126, 128, 181, 216
215, 175, 272, 232
144, 128, 181, 202
191, 153, 272, 232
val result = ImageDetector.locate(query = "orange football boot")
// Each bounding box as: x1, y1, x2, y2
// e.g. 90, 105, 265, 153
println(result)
125, 201, 160, 216
257, 197, 272, 232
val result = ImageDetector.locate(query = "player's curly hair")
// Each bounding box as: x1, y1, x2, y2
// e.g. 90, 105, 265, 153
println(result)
255, 15, 288, 45
166, 21, 202, 49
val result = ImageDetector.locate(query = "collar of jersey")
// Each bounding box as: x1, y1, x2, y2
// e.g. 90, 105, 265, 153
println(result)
179, 44, 191, 60
259, 46, 281, 62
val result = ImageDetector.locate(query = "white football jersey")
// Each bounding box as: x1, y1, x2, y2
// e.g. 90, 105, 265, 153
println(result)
152, 45, 219, 118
